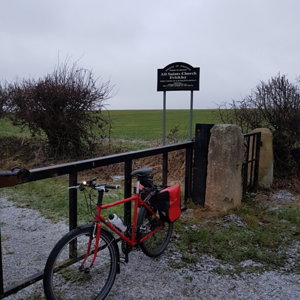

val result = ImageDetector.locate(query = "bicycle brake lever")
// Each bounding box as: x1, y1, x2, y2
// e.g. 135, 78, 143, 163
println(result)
86, 177, 97, 186
68, 185, 80, 190
68, 183, 86, 191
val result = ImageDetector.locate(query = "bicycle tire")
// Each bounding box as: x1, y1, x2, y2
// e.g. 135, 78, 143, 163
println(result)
137, 206, 173, 257
43, 225, 118, 300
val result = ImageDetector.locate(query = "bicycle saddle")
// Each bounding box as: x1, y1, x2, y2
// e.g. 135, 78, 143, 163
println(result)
131, 168, 152, 177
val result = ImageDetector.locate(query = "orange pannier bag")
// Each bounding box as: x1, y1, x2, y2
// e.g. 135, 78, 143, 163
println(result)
156, 184, 181, 222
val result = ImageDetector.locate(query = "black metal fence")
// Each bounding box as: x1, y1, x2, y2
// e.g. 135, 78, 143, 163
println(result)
0, 126, 263, 298
242, 132, 262, 195
0, 141, 194, 299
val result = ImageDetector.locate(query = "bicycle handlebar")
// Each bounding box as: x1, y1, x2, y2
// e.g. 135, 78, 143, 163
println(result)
68, 185, 82, 190
104, 184, 121, 190
68, 183, 121, 191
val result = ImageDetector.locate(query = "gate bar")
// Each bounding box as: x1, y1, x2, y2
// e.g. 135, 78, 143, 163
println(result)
253, 133, 261, 192
184, 146, 193, 206
124, 160, 132, 227
162, 152, 168, 186
0, 228, 3, 296
0, 270, 43, 299
69, 172, 78, 231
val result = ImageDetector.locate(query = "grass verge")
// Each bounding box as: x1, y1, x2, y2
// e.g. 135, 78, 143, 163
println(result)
173, 196, 300, 273
0, 176, 125, 225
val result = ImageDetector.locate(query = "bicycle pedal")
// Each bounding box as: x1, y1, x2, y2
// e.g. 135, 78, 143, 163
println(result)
139, 225, 147, 232
120, 257, 128, 264
120, 257, 126, 263
84, 267, 90, 273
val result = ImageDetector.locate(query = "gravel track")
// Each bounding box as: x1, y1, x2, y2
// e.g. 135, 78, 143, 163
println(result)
0, 197, 299, 300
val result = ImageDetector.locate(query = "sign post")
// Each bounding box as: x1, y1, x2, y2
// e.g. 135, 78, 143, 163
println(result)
157, 62, 200, 144
190, 90, 194, 139
163, 91, 167, 144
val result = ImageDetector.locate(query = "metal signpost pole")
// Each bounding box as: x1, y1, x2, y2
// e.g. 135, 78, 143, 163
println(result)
189, 90, 194, 140
163, 91, 166, 145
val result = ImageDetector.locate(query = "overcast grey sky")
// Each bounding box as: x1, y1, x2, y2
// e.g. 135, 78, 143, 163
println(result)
1, 0, 299, 110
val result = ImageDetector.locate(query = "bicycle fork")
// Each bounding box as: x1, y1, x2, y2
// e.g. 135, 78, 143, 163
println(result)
79, 222, 102, 273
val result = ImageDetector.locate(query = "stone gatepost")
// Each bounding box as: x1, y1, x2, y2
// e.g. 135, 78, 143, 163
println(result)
251, 128, 273, 188
205, 124, 244, 212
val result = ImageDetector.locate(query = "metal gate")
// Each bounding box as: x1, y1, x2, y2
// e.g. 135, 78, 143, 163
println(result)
242, 132, 261, 195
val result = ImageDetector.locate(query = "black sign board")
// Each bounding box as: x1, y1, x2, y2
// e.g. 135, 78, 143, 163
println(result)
157, 62, 200, 91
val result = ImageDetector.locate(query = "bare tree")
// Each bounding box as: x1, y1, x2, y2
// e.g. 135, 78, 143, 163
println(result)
219, 74, 300, 177
6, 62, 112, 158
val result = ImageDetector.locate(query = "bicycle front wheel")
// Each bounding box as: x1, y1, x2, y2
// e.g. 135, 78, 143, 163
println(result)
43, 225, 118, 300
137, 206, 173, 257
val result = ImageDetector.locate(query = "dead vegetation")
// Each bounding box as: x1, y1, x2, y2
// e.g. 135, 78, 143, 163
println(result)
0, 136, 186, 184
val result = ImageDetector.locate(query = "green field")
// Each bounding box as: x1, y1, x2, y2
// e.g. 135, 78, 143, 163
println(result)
0, 118, 31, 137
0, 109, 221, 141
105, 109, 220, 140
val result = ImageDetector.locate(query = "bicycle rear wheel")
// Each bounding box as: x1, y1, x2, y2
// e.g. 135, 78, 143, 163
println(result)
137, 206, 173, 257
43, 225, 118, 300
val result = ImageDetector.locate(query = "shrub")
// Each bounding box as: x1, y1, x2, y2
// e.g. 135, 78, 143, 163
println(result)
5, 62, 112, 158
0, 82, 9, 117
219, 74, 300, 177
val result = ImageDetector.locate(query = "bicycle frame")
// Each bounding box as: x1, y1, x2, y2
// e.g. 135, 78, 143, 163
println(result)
78, 180, 165, 270
96, 192, 163, 247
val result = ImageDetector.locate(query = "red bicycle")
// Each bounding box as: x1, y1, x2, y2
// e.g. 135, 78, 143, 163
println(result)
43, 168, 181, 299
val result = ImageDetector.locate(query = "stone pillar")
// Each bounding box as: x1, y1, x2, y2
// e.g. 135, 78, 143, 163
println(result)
205, 124, 244, 212
251, 128, 273, 188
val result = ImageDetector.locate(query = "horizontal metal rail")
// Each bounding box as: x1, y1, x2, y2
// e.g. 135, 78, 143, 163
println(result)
28, 142, 193, 181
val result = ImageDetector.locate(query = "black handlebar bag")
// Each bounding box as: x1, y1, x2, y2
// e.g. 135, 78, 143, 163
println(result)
156, 184, 181, 222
